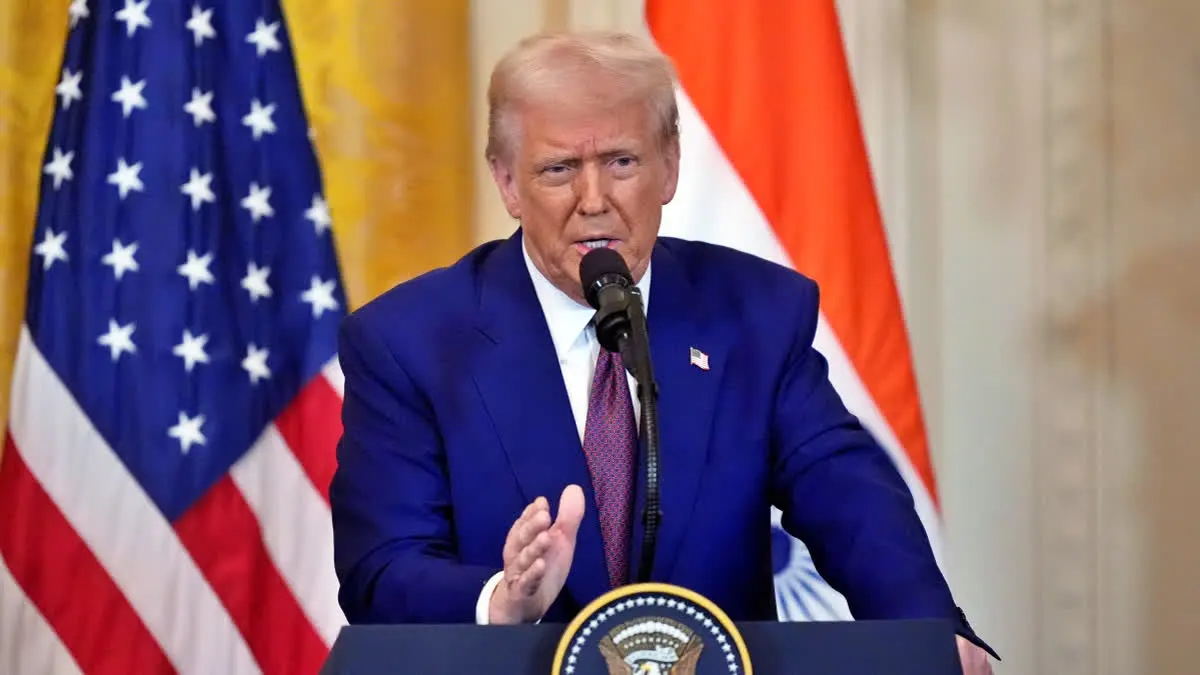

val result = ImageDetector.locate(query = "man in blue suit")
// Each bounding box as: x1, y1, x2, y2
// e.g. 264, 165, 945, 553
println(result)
329, 29, 995, 672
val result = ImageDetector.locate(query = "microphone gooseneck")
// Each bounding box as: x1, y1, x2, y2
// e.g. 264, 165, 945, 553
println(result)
579, 247, 661, 586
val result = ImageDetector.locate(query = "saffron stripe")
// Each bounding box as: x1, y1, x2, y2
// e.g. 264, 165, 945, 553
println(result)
646, 0, 938, 503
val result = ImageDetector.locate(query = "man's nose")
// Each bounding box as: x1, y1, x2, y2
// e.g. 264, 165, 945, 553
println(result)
575, 162, 610, 216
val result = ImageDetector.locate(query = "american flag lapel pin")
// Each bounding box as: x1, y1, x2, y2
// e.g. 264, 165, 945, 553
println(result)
689, 346, 710, 371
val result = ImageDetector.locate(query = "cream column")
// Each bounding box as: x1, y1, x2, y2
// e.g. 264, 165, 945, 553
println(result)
469, 0, 544, 244
911, 3, 1045, 671
914, 1, 1200, 673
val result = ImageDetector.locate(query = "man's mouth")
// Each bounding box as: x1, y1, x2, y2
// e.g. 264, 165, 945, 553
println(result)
574, 238, 616, 252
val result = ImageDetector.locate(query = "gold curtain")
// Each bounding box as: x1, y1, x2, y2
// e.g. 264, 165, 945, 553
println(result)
0, 1, 474, 451
283, 0, 475, 308
0, 1, 67, 443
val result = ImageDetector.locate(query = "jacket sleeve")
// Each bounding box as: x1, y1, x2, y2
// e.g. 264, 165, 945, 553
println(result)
768, 279, 999, 660
329, 311, 498, 624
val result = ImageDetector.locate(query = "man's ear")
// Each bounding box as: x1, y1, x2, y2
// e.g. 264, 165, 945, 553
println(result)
488, 155, 522, 219
660, 136, 681, 205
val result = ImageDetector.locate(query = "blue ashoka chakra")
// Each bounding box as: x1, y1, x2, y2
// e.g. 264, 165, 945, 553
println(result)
769, 508, 852, 622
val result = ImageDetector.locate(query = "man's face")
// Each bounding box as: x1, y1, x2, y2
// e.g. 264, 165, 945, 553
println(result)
489, 85, 680, 305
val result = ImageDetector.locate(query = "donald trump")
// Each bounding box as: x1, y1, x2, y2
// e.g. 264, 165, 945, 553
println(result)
329, 29, 996, 673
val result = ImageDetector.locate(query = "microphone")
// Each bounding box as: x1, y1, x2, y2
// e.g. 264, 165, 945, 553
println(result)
579, 247, 660, 586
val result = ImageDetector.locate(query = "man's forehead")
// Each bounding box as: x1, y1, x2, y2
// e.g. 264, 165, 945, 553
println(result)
536, 132, 645, 155
518, 101, 653, 153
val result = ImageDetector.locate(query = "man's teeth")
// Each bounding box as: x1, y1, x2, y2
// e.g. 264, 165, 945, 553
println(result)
582, 239, 611, 249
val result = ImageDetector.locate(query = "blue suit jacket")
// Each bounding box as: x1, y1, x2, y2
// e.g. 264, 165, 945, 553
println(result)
330, 231, 993, 655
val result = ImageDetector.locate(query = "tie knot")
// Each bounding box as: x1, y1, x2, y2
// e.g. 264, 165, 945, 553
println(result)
596, 345, 625, 376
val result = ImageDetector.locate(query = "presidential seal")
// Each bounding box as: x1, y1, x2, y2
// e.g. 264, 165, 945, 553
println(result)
551, 583, 752, 674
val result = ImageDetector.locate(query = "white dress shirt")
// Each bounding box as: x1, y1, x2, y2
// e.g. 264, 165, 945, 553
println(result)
473, 239, 651, 623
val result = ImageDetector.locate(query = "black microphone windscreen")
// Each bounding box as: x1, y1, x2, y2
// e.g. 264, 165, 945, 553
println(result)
579, 248, 632, 309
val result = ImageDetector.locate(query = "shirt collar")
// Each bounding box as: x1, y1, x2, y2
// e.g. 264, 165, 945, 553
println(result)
521, 237, 652, 356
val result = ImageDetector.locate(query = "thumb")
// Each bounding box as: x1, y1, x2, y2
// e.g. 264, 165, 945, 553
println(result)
554, 484, 586, 540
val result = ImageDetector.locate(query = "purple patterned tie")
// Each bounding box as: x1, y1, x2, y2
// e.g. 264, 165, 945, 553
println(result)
581, 346, 637, 589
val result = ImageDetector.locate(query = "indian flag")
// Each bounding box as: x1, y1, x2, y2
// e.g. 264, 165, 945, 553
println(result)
646, 1, 942, 621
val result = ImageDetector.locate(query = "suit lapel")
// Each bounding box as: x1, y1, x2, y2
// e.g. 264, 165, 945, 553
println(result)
469, 232, 611, 605
633, 241, 731, 583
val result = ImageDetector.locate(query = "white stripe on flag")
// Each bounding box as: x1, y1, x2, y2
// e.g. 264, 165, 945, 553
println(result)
231, 424, 346, 646
321, 358, 344, 399
660, 87, 795, 268
661, 88, 943, 552
7, 325, 260, 674
811, 318, 943, 565
0, 555, 83, 675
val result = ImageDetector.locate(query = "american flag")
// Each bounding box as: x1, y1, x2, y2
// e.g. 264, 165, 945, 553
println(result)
0, 1, 348, 673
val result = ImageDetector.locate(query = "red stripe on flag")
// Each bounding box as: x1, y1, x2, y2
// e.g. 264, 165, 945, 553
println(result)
646, 1, 938, 503
275, 376, 342, 505
0, 435, 175, 675
173, 474, 328, 674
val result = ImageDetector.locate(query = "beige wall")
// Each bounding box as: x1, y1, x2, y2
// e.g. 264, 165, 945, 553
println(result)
469, 1, 540, 245
909, 2, 1200, 672
468, 1, 1200, 673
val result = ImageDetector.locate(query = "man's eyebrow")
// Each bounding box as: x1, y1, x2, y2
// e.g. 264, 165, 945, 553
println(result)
530, 155, 580, 173
536, 145, 641, 165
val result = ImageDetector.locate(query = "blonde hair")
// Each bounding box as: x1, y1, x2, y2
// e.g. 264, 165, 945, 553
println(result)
485, 30, 680, 162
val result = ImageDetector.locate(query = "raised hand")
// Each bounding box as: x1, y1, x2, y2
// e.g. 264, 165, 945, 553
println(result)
488, 484, 586, 624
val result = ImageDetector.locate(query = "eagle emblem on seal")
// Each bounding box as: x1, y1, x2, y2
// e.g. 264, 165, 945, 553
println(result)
597, 616, 704, 675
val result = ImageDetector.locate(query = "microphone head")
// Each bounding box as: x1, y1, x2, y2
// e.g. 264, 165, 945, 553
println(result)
579, 247, 632, 309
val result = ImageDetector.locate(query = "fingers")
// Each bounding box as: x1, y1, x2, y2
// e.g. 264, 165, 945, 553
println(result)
507, 529, 551, 593
503, 496, 550, 563
501, 502, 533, 562
508, 530, 550, 581
501, 487, 584, 590
513, 557, 548, 597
